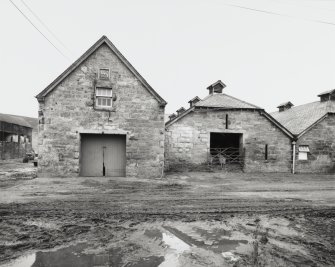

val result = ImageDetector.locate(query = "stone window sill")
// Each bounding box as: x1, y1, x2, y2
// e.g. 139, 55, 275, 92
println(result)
94, 107, 116, 112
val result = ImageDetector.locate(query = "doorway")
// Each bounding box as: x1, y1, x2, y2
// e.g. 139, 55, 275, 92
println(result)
80, 134, 126, 177
209, 132, 243, 165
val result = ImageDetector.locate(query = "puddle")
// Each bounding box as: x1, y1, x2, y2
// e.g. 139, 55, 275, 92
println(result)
144, 229, 163, 240
1, 243, 125, 267
159, 231, 190, 267
163, 225, 248, 253
1, 254, 35, 267
1, 223, 251, 267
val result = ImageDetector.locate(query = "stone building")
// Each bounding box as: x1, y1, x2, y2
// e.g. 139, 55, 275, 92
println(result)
0, 113, 33, 159
272, 89, 335, 173
165, 81, 294, 172
36, 36, 166, 177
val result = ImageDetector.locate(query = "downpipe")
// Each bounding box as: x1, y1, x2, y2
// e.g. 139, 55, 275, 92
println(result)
292, 141, 296, 174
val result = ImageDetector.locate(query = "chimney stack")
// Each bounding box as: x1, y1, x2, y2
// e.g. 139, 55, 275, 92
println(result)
176, 107, 186, 116
318, 89, 335, 102
277, 102, 294, 112
207, 80, 226, 95
168, 113, 177, 120
188, 96, 201, 108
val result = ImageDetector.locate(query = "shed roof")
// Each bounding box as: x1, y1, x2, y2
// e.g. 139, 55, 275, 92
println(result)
36, 36, 167, 106
271, 100, 335, 136
0, 113, 33, 128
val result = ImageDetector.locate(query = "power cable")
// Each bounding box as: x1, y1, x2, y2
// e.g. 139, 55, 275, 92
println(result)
221, 1, 335, 27
271, 0, 335, 13
19, 0, 73, 56
9, 0, 71, 61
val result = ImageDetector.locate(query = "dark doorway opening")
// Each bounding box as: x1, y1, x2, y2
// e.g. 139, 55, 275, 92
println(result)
209, 132, 243, 165
210, 132, 241, 149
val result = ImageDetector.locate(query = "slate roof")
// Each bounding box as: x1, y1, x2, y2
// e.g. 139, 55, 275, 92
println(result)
0, 113, 34, 128
36, 36, 167, 106
166, 92, 293, 137
195, 93, 261, 109
271, 100, 335, 136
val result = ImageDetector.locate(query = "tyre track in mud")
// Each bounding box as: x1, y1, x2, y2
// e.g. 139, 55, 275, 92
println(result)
0, 172, 334, 265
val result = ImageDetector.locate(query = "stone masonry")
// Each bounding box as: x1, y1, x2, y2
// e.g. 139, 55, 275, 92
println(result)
295, 114, 335, 173
37, 42, 165, 178
165, 109, 292, 172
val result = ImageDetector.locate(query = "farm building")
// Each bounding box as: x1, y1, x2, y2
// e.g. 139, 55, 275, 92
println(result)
272, 90, 335, 173
165, 81, 294, 172
0, 113, 34, 160
36, 36, 166, 178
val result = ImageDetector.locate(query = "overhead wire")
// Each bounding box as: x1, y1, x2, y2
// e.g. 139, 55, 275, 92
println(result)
8, 0, 95, 78
19, 0, 73, 57
8, 0, 71, 61
221, 1, 335, 27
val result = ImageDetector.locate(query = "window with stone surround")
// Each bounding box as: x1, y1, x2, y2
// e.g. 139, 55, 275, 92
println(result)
298, 145, 309, 160
96, 88, 112, 108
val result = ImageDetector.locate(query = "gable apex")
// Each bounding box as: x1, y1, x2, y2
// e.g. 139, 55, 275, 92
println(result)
36, 36, 167, 106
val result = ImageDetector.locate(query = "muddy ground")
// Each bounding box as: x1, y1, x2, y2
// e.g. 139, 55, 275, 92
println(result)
0, 159, 36, 179
0, 172, 334, 266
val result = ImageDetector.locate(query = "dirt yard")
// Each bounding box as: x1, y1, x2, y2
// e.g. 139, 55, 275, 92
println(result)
0, 172, 334, 266
0, 159, 36, 180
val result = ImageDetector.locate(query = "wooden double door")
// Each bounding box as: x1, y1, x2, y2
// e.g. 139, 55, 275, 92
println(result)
80, 134, 126, 177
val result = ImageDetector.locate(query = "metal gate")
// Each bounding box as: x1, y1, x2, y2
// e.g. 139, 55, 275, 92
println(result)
208, 147, 244, 168
80, 134, 126, 177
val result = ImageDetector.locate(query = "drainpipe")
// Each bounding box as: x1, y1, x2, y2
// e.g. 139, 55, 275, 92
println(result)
292, 141, 296, 174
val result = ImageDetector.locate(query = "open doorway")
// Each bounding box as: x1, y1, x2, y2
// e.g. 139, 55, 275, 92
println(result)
209, 132, 243, 165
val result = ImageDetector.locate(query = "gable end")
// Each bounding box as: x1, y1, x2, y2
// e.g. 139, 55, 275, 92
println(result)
36, 36, 166, 106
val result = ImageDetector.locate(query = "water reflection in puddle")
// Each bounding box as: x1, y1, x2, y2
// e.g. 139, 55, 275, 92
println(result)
159, 232, 190, 267
1, 243, 125, 267
2, 224, 250, 267
1, 254, 35, 267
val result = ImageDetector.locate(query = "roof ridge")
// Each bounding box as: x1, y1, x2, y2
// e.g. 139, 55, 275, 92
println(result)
0, 113, 32, 128
271, 100, 320, 114
221, 93, 262, 109
194, 94, 212, 106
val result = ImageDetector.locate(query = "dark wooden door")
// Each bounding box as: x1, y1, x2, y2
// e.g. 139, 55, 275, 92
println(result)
80, 134, 126, 177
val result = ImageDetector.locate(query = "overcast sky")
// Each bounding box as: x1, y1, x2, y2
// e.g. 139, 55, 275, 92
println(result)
1, 0, 335, 118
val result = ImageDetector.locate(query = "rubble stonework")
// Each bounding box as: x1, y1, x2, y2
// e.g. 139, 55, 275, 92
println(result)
165, 109, 292, 172
272, 90, 335, 173
295, 114, 335, 173
37, 41, 165, 178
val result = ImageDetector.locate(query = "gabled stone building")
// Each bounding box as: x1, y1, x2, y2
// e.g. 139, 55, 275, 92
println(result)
36, 36, 166, 177
165, 81, 294, 172
272, 89, 335, 173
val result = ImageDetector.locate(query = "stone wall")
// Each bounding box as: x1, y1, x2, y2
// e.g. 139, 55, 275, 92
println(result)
165, 109, 292, 172
38, 44, 165, 178
295, 114, 335, 173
